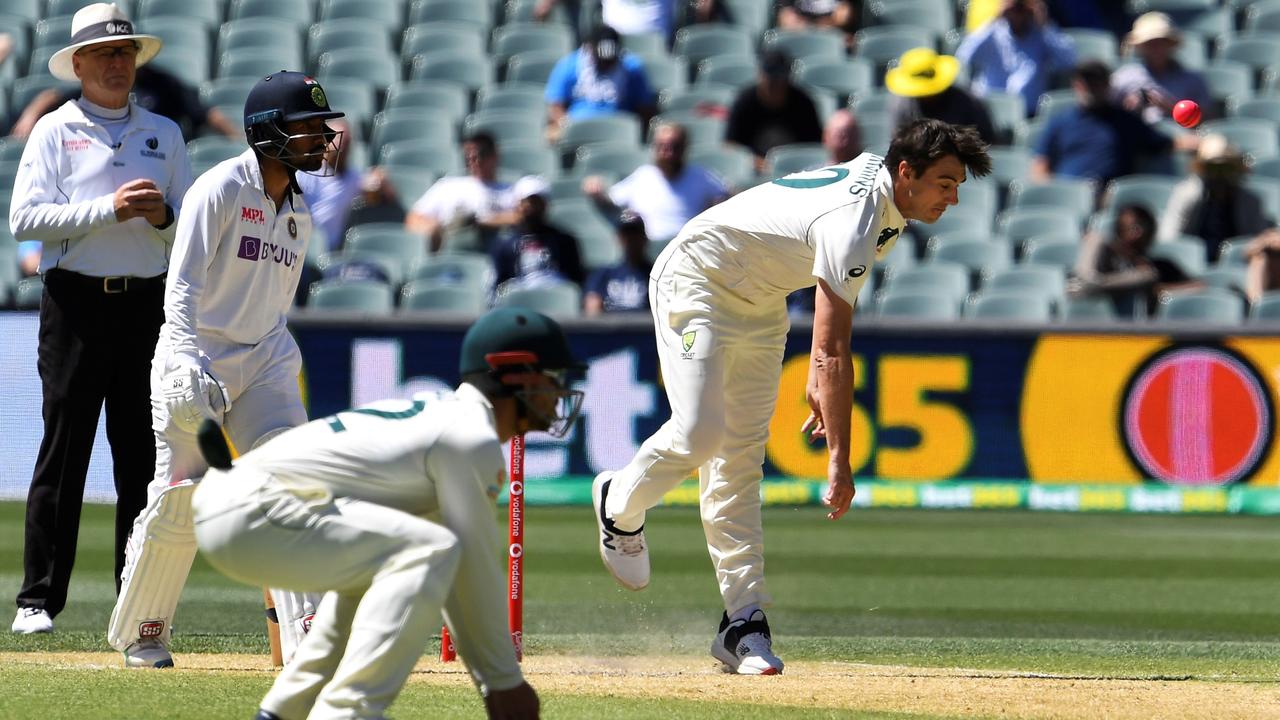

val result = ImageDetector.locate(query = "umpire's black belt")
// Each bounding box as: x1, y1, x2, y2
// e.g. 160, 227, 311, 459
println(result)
45, 268, 166, 294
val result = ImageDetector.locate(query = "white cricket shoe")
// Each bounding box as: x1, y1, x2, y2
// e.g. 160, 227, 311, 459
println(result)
11, 607, 53, 634
711, 610, 784, 675
124, 639, 174, 668
592, 472, 649, 591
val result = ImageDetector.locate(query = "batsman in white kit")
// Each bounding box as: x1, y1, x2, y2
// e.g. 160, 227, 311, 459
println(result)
593, 119, 992, 674
193, 307, 581, 720
107, 71, 346, 668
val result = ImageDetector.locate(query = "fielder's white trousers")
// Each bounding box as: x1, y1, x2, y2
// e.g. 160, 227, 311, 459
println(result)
605, 241, 788, 614
194, 469, 461, 720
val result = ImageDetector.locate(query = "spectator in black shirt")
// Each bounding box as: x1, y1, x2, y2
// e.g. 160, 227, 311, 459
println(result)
9, 65, 240, 140
491, 176, 585, 290
725, 50, 823, 174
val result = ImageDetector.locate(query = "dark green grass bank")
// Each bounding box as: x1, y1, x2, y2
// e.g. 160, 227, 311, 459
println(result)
2, 501, 1278, 681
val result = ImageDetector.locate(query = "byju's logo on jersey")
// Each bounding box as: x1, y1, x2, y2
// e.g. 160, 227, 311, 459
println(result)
241, 207, 266, 225
237, 235, 298, 268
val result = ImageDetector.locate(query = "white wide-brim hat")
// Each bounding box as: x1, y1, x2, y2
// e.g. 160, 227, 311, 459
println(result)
48, 3, 162, 82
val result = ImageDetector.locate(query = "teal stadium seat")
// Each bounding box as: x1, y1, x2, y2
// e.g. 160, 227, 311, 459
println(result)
884, 262, 970, 303
984, 266, 1067, 306
370, 111, 458, 160
400, 279, 489, 314
853, 25, 937, 74
1202, 61, 1253, 109
186, 136, 244, 166
385, 81, 470, 123
764, 143, 827, 177
1034, 88, 1077, 121
408, 0, 494, 29
637, 53, 686, 94
475, 83, 546, 114
308, 20, 393, 67
498, 143, 561, 180
400, 23, 486, 70
48, 0, 134, 16
380, 141, 460, 176
648, 111, 724, 149
996, 207, 1083, 252
382, 166, 438, 207
673, 25, 754, 76
463, 110, 545, 149
930, 240, 1012, 276
923, 202, 994, 237
795, 58, 873, 105
319, 0, 404, 31
1023, 237, 1080, 269
14, 276, 44, 310
412, 52, 495, 93
1229, 97, 1280, 124
1198, 266, 1247, 293
317, 47, 400, 91
1199, 118, 1279, 160
1064, 28, 1118, 65
411, 251, 495, 290
1007, 178, 1096, 222
1217, 33, 1280, 78
966, 291, 1053, 321
696, 54, 757, 88
761, 28, 845, 64
344, 223, 425, 269
1062, 296, 1116, 321
985, 146, 1032, 188
1250, 291, 1280, 322
218, 47, 302, 81
558, 115, 644, 161
690, 145, 755, 190
1149, 236, 1207, 276
2, 0, 41, 23
137, 17, 212, 86
1104, 174, 1179, 218
493, 281, 582, 317
504, 50, 561, 85
1157, 289, 1244, 323
983, 91, 1027, 144
720, 0, 772, 38
574, 145, 648, 181
490, 23, 573, 67
868, 0, 956, 36
228, 0, 312, 24
218, 19, 303, 62
876, 290, 960, 320
143, 0, 214, 25
308, 279, 395, 312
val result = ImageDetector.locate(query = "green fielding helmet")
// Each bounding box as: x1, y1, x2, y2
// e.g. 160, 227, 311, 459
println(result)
459, 307, 585, 377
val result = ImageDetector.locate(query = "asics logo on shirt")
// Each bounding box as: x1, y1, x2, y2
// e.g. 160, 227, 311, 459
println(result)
236, 235, 297, 268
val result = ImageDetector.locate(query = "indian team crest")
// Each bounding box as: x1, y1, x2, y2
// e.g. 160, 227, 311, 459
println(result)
287, 217, 297, 238
311, 86, 326, 108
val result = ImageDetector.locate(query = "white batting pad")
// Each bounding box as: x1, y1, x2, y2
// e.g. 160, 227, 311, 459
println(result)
108, 481, 199, 651
271, 588, 320, 664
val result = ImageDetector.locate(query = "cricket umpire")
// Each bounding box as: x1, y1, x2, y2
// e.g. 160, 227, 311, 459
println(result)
9, 2, 192, 635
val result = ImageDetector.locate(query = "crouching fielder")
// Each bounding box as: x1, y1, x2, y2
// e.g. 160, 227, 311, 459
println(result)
108, 71, 346, 668
193, 307, 580, 720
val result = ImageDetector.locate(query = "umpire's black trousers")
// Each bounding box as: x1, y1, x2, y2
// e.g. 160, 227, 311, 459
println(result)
16, 269, 165, 618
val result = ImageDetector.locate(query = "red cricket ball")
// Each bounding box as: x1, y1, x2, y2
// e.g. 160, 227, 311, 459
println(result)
1172, 99, 1201, 128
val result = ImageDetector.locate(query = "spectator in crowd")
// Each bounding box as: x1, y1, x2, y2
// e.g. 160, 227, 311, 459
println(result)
296, 117, 361, 254
348, 167, 407, 228
1160, 134, 1276, 264
600, 0, 674, 38
9, 2, 192, 635
886, 48, 998, 145
585, 210, 651, 314
1031, 61, 1195, 189
1069, 204, 1200, 318
956, 0, 1076, 116
9, 64, 241, 140
491, 175, 585, 291
1245, 230, 1280, 304
583, 122, 727, 243
776, 0, 859, 50
725, 50, 824, 174
823, 109, 862, 164
545, 24, 657, 143
405, 132, 519, 253
1112, 12, 1212, 126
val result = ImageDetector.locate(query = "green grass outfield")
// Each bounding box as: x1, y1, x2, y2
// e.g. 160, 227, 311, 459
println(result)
2, 501, 1278, 719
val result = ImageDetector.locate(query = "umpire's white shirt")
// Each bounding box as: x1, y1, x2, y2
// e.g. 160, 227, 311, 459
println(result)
9, 99, 192, 276
233, 384, 524, 692
672, 152, 905, 309
160, 150, 311, 370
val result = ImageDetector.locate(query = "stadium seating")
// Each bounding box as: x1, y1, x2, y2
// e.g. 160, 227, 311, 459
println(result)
1157, 288, 1245, 323
14, 276, 43, 310
1250, 291, 1280, 321
308, 279, 395, 312
876, 289, 961, 320
764, 143, 827, 177
493, 280, 582, 317
966, 291, 1054, 321
400, 278, 489, 313
761, 28, 845, 64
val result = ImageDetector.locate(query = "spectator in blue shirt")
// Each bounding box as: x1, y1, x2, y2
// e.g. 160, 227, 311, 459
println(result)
545, 24, 657, 143
584, 211, 650, 314
955, 0, 1076, 117
1031, 61, 1196, 190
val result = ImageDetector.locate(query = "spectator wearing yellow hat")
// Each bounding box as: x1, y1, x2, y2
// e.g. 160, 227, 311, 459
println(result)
886, 48, 998, 145
1112, 12, 1212, 126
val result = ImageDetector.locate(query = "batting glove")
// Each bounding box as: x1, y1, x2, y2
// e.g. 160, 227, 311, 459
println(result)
161, 366, 231, 433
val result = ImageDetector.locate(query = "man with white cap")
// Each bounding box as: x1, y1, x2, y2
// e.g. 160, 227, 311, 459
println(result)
1161, 134, 1276, 263
9, 2, 192, 635
405, 131, 519, 253
1112, 12, 1212, 126
491, 175, 585, 293
107, 70, 344, 669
